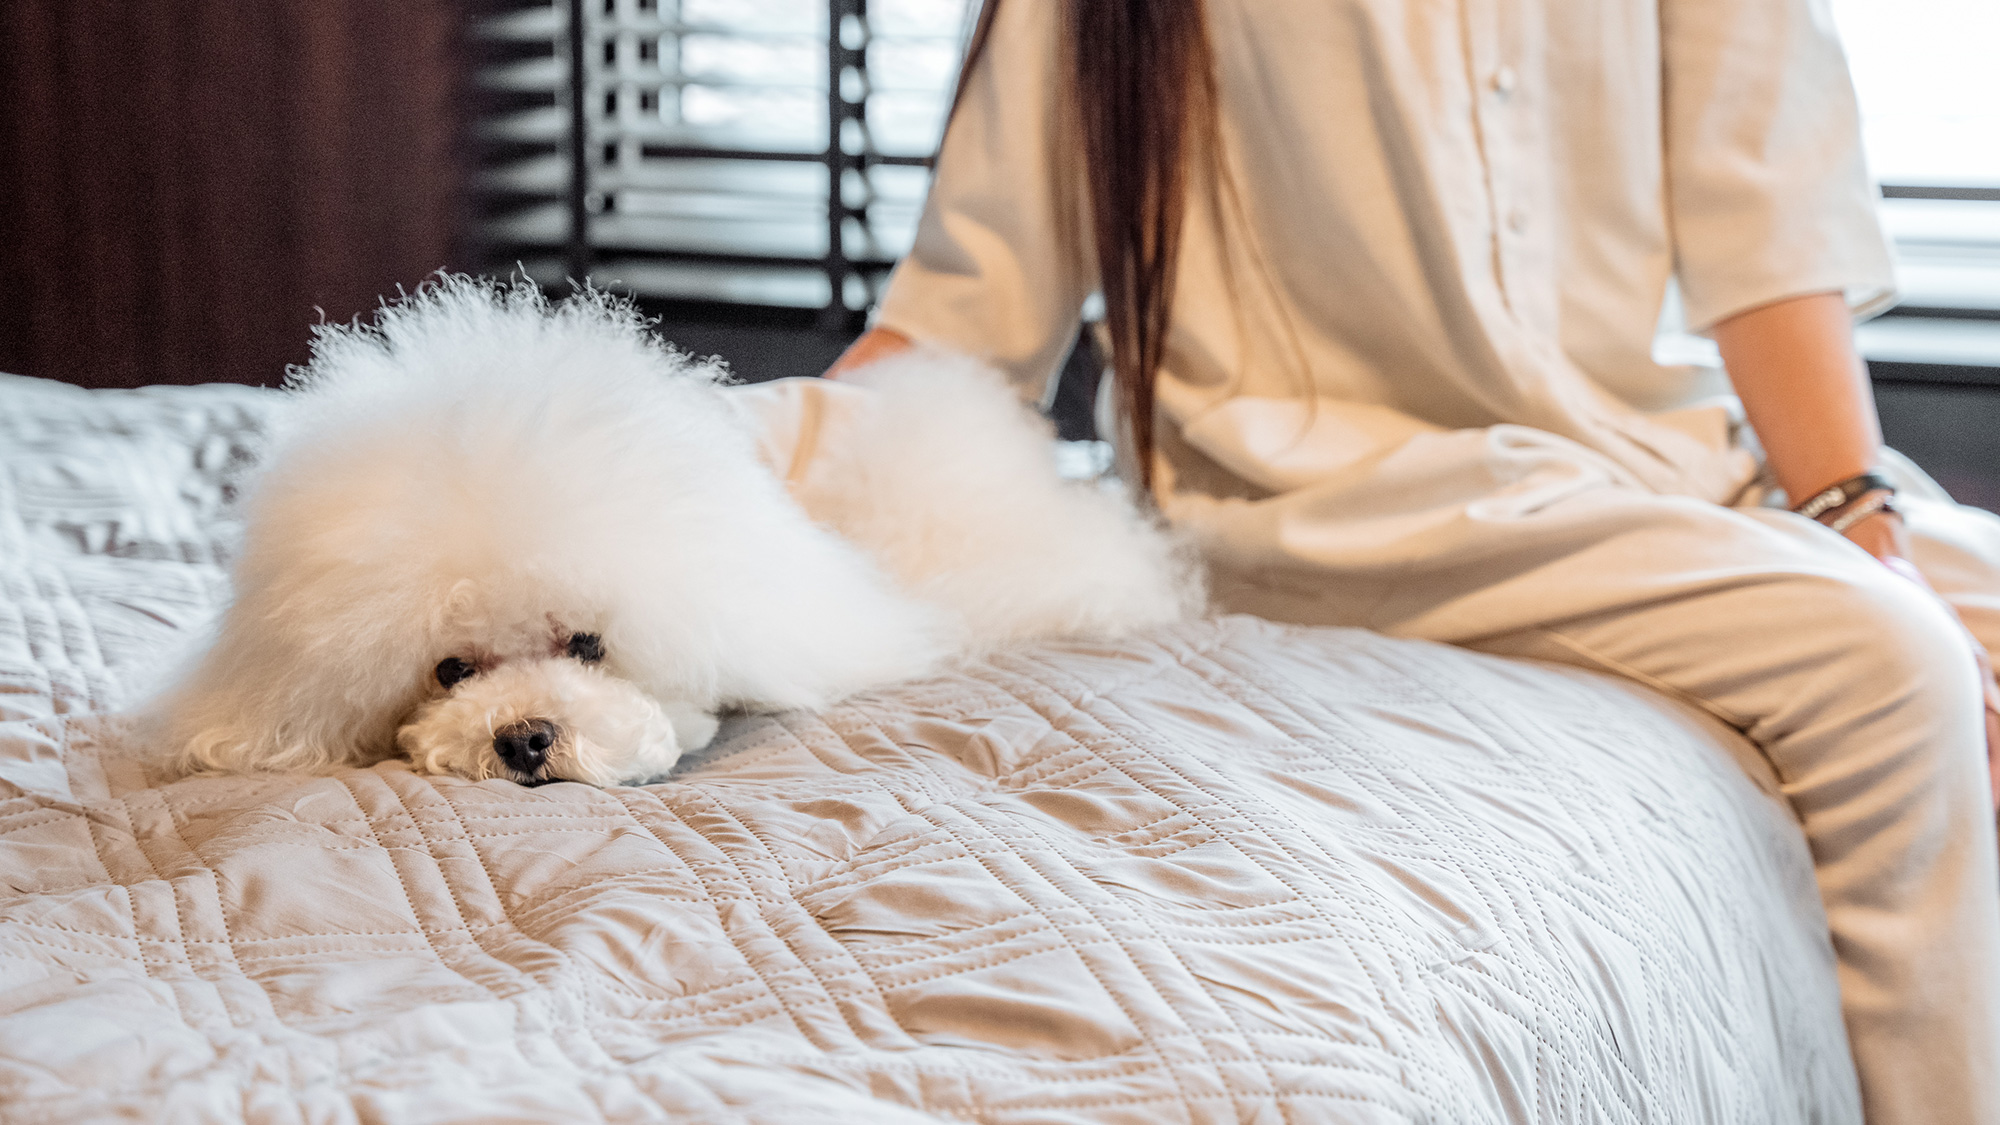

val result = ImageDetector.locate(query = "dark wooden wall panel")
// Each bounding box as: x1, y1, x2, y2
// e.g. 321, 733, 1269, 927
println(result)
0, 0, 466, 388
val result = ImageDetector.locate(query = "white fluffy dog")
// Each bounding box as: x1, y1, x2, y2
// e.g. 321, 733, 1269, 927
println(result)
152, 279, 1201, 787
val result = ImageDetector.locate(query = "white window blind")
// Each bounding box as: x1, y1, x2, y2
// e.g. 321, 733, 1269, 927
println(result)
472, 0, 975, 328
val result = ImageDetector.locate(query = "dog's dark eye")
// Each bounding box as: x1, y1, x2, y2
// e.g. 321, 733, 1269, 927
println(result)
566, 633, 604, 664
435, 657, 477, 689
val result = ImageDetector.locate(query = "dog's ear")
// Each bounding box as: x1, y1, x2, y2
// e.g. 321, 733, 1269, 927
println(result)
156, 678, 400, 779
148, 602, 418, 777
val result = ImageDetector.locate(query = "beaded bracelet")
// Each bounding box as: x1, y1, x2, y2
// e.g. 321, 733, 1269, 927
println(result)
1792, 470, 1897, 522
1824, 489, 1899, 534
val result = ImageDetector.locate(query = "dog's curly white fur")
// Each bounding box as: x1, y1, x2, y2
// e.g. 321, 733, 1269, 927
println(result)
150, 278, 1201, 786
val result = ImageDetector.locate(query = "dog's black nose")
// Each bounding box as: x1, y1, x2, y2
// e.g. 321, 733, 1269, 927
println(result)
493, 719, 558, 774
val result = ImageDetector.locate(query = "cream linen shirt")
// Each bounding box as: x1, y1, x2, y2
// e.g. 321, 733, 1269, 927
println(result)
875, 0, 1896, 505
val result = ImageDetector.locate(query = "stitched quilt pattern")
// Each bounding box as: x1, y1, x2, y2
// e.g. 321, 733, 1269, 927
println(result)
0, 375, 1859, 1122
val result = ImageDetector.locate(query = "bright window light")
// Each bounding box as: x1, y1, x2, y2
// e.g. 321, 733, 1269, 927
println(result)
1832, 0, 2000, 187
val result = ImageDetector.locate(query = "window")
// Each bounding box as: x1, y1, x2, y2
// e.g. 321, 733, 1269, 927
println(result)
470, 0, 975, 331
1834, 0, 1999, 190
1833, 0, 2000, 375
1830, 0, 1997, 504
471, 1, 1999, 345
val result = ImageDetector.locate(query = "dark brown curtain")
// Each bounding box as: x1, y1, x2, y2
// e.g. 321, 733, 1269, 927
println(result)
0, 0, 466, 389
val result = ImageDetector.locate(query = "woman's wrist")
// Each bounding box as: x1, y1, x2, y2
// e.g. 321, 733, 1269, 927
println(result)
1787, 467, 1905, 561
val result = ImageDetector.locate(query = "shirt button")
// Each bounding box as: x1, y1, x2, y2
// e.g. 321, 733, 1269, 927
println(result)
1491, 66, 1518, 97
1506, 208, 1529, 234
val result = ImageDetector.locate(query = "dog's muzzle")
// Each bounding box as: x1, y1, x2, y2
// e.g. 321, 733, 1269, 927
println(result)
494, 718, 559, 776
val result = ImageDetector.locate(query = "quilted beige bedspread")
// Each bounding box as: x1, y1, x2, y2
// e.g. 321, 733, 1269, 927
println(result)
0, 373, 1860, 1122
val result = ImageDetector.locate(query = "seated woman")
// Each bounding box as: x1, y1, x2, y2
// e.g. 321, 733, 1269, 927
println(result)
826, 0, 2000, 1120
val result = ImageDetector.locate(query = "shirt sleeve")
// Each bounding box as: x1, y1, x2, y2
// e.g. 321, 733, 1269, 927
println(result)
1661, 0, 1897, 332
873, 0, 1090, 404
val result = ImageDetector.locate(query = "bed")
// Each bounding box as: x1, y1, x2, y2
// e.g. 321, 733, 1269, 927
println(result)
0, 371, 1861, 1122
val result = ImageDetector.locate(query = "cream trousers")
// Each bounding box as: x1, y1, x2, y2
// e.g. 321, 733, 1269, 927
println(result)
1170, 420, 2000, 1125
1470, 489, 2000, 1125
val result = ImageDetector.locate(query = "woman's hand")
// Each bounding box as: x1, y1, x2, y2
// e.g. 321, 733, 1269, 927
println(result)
1845, 508, 2000, 809
823, 326, 913, 379
1838, 506, 1910, 565
1978, 650, 2000, 810
1962, 628, 2000, 812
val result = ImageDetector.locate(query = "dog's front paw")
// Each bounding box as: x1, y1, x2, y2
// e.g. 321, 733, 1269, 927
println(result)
663, 700, 721, 754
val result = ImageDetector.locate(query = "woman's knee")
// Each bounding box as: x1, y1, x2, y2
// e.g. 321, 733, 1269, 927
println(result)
1813, 569, 1980, 711
1770, 567, 1987, 808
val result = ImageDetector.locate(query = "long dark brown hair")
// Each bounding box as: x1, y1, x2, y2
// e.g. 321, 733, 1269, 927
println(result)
951, 0, 1215, 486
